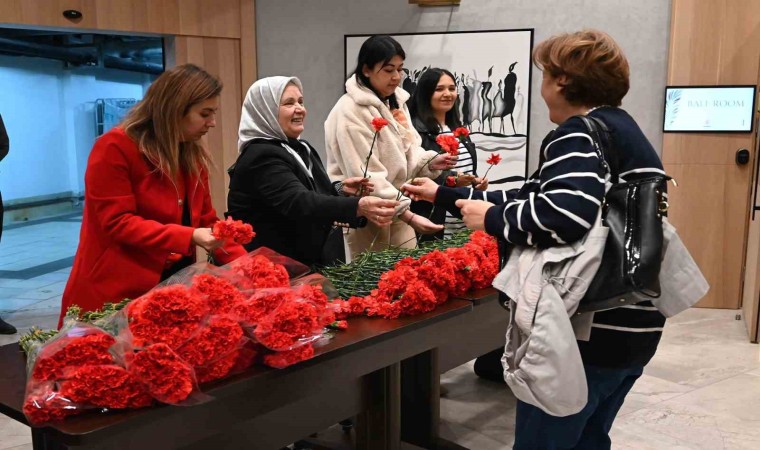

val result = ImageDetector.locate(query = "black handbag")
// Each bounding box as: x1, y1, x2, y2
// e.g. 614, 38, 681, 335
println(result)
576, 116, 671, 313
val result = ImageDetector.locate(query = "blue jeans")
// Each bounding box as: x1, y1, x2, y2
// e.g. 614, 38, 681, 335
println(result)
513, 364, 643, 450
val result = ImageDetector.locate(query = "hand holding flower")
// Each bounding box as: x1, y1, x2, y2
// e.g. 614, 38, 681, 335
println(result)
454, 199, 494, 231
473, 177, 489, 190
455, 173, 477, 187
428, 153, 457, 170
358, 197, 399, 227
342, 177, 374, 196
192, 228, 224, 252
402, 177, 439, 203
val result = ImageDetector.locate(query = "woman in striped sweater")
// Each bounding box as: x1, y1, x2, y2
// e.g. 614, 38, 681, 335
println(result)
404, 29, 665, 449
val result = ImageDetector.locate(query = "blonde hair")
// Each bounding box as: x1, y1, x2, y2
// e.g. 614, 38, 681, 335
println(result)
532, 29, 630, 107
121, 63, 221, 179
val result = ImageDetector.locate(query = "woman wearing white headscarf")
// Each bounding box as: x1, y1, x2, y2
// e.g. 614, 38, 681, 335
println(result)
227, 76, 399, 266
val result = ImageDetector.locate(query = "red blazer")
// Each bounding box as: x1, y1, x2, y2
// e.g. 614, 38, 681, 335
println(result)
59, 128, 246, 327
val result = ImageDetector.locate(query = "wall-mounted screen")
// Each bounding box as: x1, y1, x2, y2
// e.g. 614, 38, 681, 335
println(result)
663, 85, 756, 133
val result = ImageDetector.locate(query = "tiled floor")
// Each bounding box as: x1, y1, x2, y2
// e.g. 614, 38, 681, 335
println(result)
1, 218, 760, 449
437, 308, 760, 449
0, 214, 80, 339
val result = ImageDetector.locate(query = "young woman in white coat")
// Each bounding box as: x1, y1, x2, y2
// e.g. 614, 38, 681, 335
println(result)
324, 35, 456, 258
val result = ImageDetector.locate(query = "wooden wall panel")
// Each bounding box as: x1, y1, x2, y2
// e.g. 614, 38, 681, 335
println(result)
239, 0, 257, 95
0, 0, 241, 38
175, 37, 242, 218
0, 0, 98, 29
664, 161, 751, 308
93, 0, 181, 35
667, 0, 724, 85
664, 0, 760, 311
720, 0, 760, 84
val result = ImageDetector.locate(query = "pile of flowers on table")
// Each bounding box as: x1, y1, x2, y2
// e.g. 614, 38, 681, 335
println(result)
322, 231, 499, 319
19, 231, 498, 425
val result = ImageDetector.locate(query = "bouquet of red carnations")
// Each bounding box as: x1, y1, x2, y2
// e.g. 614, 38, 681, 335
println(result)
22, 248, 341, 425
23, 323, 154, 425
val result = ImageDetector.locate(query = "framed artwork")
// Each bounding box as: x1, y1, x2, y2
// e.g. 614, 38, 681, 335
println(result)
345, 29, 534, 188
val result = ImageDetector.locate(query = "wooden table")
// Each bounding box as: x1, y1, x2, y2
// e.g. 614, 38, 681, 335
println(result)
0, 299, 474, 450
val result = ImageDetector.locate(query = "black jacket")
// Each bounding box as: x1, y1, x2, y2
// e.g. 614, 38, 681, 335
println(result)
411, 118, 478, 241
226, 138, 361, 267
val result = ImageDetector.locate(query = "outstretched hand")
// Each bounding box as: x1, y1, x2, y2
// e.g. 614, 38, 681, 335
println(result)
402, 177, 439, 203
358, 197, 399, 227
408, 214, 444, 235
454, 199, 494, 231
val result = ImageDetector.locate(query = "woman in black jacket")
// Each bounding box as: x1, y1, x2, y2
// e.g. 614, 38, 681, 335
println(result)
227, 76, 399, 267
409, 68, 487, 241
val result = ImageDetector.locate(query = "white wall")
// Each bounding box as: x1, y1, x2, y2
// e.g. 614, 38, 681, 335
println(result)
0, 55, 153, 202
254, 0, 671, 171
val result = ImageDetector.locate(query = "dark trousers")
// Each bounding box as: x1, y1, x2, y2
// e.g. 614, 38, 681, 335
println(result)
513, 364, 643, 450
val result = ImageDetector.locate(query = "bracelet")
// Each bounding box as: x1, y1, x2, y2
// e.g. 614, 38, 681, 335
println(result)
404, 213, 416, 225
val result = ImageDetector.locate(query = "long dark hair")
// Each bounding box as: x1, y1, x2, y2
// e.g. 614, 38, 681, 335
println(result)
411, 68, 462, 133
351, 35, 405, 108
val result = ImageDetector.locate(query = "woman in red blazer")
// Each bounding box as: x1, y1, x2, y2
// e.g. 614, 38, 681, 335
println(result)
59, 64, 246, 327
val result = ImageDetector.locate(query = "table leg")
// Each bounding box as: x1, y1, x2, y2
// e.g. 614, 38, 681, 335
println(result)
355, 363, 400, 450
32, 428, 67, 450
400, 349, 470, 450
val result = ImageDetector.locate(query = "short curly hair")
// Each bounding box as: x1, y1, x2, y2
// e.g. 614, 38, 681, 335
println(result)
532, 29, 630, 107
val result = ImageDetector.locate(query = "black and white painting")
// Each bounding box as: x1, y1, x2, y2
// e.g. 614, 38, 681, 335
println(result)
345, 29, 533, 188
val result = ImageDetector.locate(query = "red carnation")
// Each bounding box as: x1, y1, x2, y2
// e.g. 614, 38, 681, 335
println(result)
212, 216, 255, 245
445, 176, 457, 187
294, 284, 329, 308
194, 350, 240, 384
371, 117, 389, 132
127, 344, 196, 404
59, 365, 153, 409
31, 332, 116, 382
262, 343, 315, 369
229, 255, 290, 289
486, 153, 502, 165
436, 134, 460, 156
453, 127, 470, 139
482, 152, 502, 179
232, 289, 296, 326
127, 285, 208, 349
23, 384, 80, 424
176, 316, 245, 379
254, 300, 322, 351
444, 246, 476, 296
191, 273, 246, 314
415, 250, 458, 303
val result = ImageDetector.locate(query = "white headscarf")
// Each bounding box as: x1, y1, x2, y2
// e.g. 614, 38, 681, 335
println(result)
238, 76, 304, 152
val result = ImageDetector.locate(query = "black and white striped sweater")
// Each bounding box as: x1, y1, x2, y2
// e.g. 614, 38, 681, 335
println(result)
435, 107, 667, 368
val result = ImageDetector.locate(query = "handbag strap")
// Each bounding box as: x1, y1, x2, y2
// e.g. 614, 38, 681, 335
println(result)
577, 115, 620, 185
